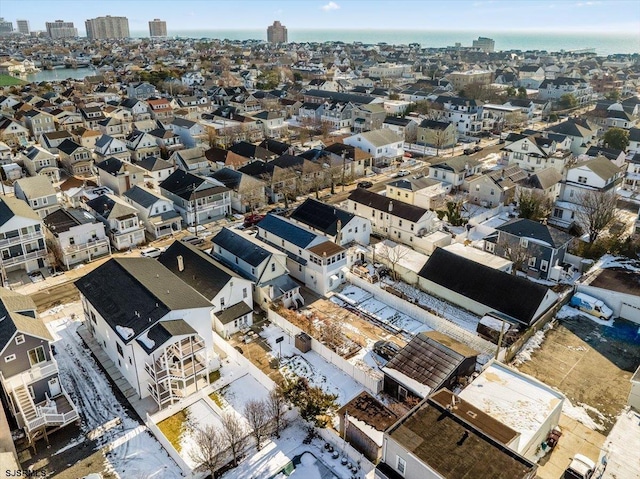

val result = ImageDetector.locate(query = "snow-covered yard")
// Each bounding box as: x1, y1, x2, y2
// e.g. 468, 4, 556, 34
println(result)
46, 315, 183, 478
261, 324, 364, 406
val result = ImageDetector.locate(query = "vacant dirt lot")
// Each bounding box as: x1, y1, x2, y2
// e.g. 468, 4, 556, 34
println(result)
517, 315, 640, 435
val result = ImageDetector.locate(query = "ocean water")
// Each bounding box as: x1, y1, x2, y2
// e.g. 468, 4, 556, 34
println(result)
131, 29, 640, 56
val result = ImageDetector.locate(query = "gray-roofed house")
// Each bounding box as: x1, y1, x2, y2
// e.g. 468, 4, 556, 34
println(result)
463, 165, 527, 207
427, 156, 482, 188
483, 218, 574, 280
211, 227, 302, 308
167, 117, 206, 148
57, 139, 94, 177
343, 129, 404, 164
159, 241, 254, 338
502, 134, 573, 174
14, 176, 60, 219
377, 388, 537, 479
43, 208, 111, 269
160, 169, 230, 226
545, 118, 597, 155
209, 167, 267, 213
94, 134, 131, 162
136, 156, 176, 190
85, 194, 146, 251
386, 176, 449, 210
382, 116, 418, 142
382, 331, 478, 400
125, 130, 161, 161
123, 185, 182, 239
169, 146, 209, 175
95, 157, 146, 195
18, 145, 61, 182
0, 288, 79, 446
0, 196, 48, 276
75, 257, 217, 409
417, 119, 457, 150
346, 188, 440, 254
38, 130, 73, 154
515, 167, 563, 203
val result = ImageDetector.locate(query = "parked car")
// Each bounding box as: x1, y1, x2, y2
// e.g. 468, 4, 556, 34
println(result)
464, 148, 473, 155
140, 247, 163, 258
563, 454, 596, 479
396, 169, 410, 177
269, 207, 288, 215
473, 145, 483, 153
183, 235, 205, 246
569, 293, 613, 320
373, 340, 400, 361
357, 181, 373, 189
244, 213, 265, 227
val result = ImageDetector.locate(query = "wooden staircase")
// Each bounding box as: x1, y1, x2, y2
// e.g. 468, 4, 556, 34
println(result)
13, 384, 38, 427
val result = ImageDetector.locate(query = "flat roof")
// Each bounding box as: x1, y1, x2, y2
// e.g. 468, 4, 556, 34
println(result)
458, 361, 564, 453
444, 243, 513, 271
589, 268, 640, 297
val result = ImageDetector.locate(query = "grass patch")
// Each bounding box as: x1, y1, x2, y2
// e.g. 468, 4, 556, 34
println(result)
0, 75, 27, 87
209, 391, 224, 408
208, 369, 221, 384
156, 409, 188, 453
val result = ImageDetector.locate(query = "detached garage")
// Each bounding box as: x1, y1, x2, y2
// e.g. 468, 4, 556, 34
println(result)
579, 268, 640, 324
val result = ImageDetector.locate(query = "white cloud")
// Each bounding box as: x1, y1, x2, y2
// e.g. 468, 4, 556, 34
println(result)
321, 1, 340, 11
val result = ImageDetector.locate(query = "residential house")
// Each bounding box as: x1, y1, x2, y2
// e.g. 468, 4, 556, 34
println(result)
343, 129, 404, 167
515, 167, 563, 203
464, 165, 527, 207
346, 188, 440, 254
125, 82, 156, 100
70, 127, 101, 150
159, 241, 254, 338
211, 227, 302, 309
209, 167, 267, 213
622, 154, 640, 192
377, 388, 537, 479
517, 65, 546, 89
417, 120, 457, 149
120, 98, 151, 121
551, 156, 623, 230
628, 127, 640, 154
14, 176, 60, 219
417, 247, 558, 325
480, 104, 524, 133
545, 118, 597, 156
289, 198, 371, 246
167, 118, 206, 148
583, 146, 626, 169
147, 98, 173, 122
136, 156, 175, 190
57, 139, 93, 177
382, 331, 478, 401
253, 110, 286, 138
96, 157, 146, 195
0, 196, 48, 275
79, 106, 106, 130
123, 185, 182, 239
483, 218, 574, 280
537, 77, 593, 105
19, 145, 61, 182
386, 176, 449, 210
0, 289, 79, 446
427, 156, 482, 189
160, 169, 230, 226
352, 103, 387, 133
320, 101, 353, 131
125, 130, 161, 161
256, 213, 348, 295
170, 147, 209, 175
148, 127, 183, 158
0, 117, 29, 148
75, 258, 217, 409
94, 135, 131, 162
382, 116, 418, 142
19, 110, 56, 138
38, 130, 72, 154
502, 133, 572, 174
324, 143, 372, 176
432, 96, 483, 136
205, 146, 252, 171
97, 117, 130, 139
85, 194, 146, 251
43, 208, 110, 269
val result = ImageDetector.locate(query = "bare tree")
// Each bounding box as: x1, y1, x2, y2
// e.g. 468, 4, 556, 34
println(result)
220, 412, 248, 466
188, 424, 225, 478
504, 111, 527, 130
516, 189, 552, 221
320, 316, 345, 352
495, 236, 533, 275
267, 387, 286, 438
244, 400, 270, 450
575, 190, 617, 243
377, 240, 410, 281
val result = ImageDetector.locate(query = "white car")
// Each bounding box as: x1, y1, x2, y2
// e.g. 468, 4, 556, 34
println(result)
140, 247, 163, 258
396, 169, 411, 177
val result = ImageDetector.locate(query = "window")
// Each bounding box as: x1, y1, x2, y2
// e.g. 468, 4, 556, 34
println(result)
541, 260, 549, 271
15, 335, 25, 345
577, 176, 587, 184
528, 257, 536, 267
220, 297, 225, 308
117, 343, 123, 357
486, 242, 495, 253
27, 346, 46, 366
243, 288, 247, 299
4, 354, 16, 362
397, 456, 407, 475
271, 263, 276, 272
520, 238, 529, 248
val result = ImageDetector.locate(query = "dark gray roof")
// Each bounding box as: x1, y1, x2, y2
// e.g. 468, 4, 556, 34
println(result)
209, 168, 242, 189
160, 169, 229, 200
137, 156, 173, 172
57, 138, 84, 155
75, 258, 211, 344
257, 214, 318, 248
215, 301, 253, 325
123, 185, 160, 208
211, 227, 271, 269
138, 319, 196, 353
418, 248, 550, 324
494, 218, 573, 248
159, 241, 238, 301
290, 198, 355, 237
0, 196, 40, 225
44, 208, 97, 235
348, 188, 428, 222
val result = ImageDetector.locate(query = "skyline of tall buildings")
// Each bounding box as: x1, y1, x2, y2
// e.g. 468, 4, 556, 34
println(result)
149, 18, 167, 37
85, 15, 130, 40
16, 20, 30, 35
267, 20, 287, 43
0, 18, 13, 36
45, 20, 78, 39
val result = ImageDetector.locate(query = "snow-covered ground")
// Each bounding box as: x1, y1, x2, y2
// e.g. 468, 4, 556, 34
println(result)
47, 315, 183, 478
562, 398, 607, 432
556, 304, 615, 327
179, 399, 225, 469
261, 324, 363, 406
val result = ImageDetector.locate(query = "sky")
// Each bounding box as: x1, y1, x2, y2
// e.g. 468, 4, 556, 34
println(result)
1, 0, 639, 34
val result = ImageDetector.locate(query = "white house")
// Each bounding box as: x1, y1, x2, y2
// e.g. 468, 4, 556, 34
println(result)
503, 133, 572, 174
427, 156, 482, 189
14, 176, 60, 219
123, 185, 182, 239
85, 194, 146, 251
75, 257, 218, 410
343, 129, 404, 164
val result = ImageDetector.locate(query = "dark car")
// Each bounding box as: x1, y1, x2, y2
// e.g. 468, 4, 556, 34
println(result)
463, 148, 473, 155
244, 213, 265, 227
183, 235, 204, 246
357, 181, 373, 189
473, 145, 483, 153
373, 340, 400, 361
269, 207, 288, 215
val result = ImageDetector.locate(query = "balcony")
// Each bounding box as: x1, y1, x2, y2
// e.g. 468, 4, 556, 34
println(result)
2, 360, 59, 393
1, 249, 47, 267
25, 391, 79, 432
0, 231, 44, 249
64, 237, 110, 254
